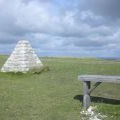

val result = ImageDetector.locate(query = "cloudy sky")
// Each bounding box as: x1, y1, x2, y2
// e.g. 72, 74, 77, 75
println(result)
0, 0, 120, 58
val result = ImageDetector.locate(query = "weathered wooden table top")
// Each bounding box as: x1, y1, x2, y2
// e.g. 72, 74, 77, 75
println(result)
78, 75, 120, 83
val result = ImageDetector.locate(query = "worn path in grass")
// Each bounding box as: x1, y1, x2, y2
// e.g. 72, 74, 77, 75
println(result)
0, 56, 120, 120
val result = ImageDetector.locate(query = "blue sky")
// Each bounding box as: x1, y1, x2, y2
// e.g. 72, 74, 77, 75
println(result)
0, 0, 120, 58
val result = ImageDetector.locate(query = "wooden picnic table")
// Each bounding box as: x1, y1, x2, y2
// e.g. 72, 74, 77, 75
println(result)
78, 75, 120, 110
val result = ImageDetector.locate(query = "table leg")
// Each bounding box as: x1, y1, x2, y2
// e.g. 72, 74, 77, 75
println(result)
83, 81, 91, 110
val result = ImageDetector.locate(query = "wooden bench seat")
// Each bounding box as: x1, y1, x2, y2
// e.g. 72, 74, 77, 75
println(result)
78, 75, 120, 110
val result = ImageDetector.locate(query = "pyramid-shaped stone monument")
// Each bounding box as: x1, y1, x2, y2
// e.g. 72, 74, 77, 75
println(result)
1, 40, 43, 73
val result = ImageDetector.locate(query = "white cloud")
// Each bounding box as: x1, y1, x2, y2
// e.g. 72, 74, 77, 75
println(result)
0, 0, 120, 58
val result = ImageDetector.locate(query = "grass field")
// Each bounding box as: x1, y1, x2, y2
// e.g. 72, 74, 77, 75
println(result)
0, 55, 120, 120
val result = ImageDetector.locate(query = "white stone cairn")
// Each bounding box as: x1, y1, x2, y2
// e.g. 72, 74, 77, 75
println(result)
1, 40, 43, 73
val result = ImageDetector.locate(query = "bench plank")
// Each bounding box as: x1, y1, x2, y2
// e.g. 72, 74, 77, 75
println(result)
78, 75, 120, 83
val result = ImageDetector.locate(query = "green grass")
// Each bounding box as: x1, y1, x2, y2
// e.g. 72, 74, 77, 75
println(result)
0, 56, 120, 120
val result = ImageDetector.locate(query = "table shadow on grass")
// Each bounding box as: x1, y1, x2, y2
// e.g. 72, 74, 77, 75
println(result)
74, 95, 120, 105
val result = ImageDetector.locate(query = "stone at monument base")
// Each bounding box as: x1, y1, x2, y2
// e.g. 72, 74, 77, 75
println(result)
1, 40, 43, 73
